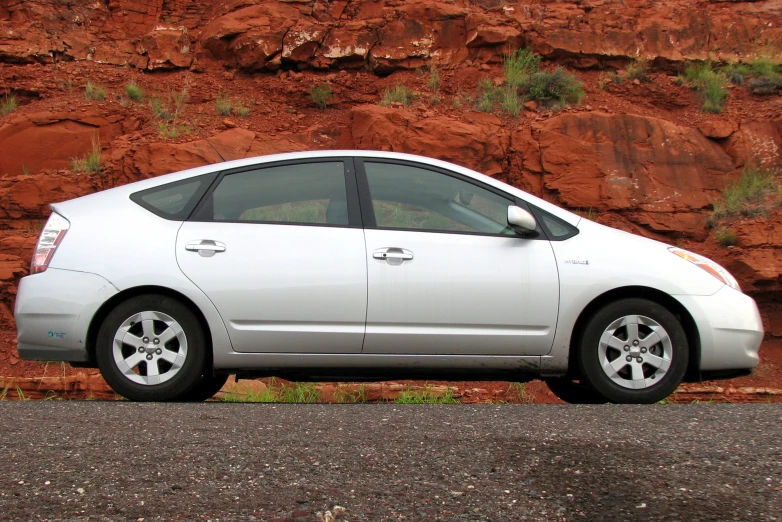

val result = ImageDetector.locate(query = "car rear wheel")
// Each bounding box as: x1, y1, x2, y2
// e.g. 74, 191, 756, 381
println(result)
578, 298, 689, 404
96, 294, 208, 402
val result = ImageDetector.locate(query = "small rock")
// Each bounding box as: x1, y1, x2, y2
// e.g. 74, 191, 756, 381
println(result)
391, 101, 403, 108
333, 506, 346, 516
523, 100, 538, 111
632, 78, 641, 85
493, 77, 504, 87
222, 71, 235, 80
223, 119, 236, 128
584, 104, 593, 111
480, 63, 490, 71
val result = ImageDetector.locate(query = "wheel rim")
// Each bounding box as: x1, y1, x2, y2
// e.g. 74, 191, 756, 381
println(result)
112, 311, 188, 386
598, 314, 673, 390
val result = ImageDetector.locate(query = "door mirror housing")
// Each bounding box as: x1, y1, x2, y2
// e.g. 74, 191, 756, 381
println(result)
507, 206, 537, 234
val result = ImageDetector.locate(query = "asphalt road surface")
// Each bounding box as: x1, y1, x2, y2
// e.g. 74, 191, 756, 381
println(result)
1, 404, 780, 522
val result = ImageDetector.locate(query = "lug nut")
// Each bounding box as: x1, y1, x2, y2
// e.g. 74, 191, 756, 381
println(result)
153, 338, 159, 345
143, 337, 149, 343
637, 357, 643, 363
626, 355, 633, 362
156, 349, 162, 355
641, 347, 647, 353
146, 354, 153, 361
623, 345, 630, 351
632, 340, 639, 346
138, 347, 145, 353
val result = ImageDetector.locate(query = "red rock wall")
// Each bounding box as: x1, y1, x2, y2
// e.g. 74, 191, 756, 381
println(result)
0, 1, 781, 371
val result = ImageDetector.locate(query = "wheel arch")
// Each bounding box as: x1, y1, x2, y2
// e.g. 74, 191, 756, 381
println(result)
566, 286, 701, 382
83, 286, 214, 369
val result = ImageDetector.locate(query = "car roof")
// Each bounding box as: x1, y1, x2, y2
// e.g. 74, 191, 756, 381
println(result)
58, 150, 580, 226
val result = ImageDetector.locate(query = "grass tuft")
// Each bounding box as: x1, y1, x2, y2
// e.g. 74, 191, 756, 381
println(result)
711, 167, 780, 221
504, 49, 540, 89
216, 93, 233, 115
685, 62, 728, 113
84, 81, 105, 101
394, 386, 458, 404
427, 67, 441, 92
71, 136, 102, 174
626, 58, 650, 82
2, 94, 17, 115
221, 379, 321, 403
380, 85, 414, 107
125, 81, 144, 102
310, 82, 333, 109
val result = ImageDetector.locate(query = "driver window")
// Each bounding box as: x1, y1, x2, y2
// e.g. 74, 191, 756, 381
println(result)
363, 162, 515, 236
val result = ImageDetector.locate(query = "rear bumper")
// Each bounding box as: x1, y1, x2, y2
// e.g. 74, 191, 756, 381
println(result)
675, 286, 763, 372
14, 269, 118, 362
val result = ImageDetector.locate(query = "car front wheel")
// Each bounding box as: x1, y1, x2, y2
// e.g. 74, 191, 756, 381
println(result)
96, 294, 208, 402
578, 298, 689, 404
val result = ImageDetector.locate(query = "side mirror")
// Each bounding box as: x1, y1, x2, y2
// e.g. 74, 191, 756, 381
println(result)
507, 205, 537, 233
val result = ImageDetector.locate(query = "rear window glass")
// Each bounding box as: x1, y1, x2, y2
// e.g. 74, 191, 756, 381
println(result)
130, 173, 216, 220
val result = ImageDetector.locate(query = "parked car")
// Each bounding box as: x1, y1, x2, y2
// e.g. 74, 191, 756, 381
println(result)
14, 151, 763, 403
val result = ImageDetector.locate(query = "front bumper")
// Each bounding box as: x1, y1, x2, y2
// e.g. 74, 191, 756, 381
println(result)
14, 269, 118, 362
675, 286, 763, 372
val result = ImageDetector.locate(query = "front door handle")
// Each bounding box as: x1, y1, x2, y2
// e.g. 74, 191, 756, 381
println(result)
373, 248, 413, 264
185, 240, 226, 257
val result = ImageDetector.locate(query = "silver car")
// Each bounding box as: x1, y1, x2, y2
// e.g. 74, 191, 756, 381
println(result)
14, 151, 763, 403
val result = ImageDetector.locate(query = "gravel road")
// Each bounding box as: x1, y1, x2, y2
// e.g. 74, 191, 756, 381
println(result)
1, 404, 780, 521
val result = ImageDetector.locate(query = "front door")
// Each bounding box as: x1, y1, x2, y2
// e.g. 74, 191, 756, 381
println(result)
357, 160, 559, 356
176, 159, 367, 353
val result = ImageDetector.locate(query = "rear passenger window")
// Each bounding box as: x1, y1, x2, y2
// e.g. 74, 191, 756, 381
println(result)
130, 173, 217, 221
193, 162, 349, 226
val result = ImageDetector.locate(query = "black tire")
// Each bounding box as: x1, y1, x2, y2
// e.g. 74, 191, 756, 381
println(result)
179, 373, 230, 402
543, 378, 606, 404
96, 294, 208, 402
578, 298, 689, 404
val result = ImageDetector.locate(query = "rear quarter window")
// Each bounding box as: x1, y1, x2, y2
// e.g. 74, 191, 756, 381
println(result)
130, 173, 217, 220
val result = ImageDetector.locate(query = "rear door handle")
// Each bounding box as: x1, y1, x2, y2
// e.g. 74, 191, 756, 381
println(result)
185, 240, 226, 257
373, 248, 413, 264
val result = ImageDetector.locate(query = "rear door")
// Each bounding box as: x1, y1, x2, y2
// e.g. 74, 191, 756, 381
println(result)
357, 159, 560, 356
176, 159, 367, 353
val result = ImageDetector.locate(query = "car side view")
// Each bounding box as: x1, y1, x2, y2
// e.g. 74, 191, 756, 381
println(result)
14, 151, 763, 403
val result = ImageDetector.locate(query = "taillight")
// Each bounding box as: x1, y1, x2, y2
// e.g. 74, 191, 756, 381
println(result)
31, 212, 70, 274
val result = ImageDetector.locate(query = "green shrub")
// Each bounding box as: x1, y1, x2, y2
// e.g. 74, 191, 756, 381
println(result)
215, 93, 233, 115
716, 228, 738, 247
609, 71, 624, 85
380, 85, 414, 107
310, 82, 333, 109
685, 62, 728, 113
125, 82, 144, 102
626, 58, 650, 81
72, 137, 102, 174
522, 67, 585, 108
1, 94, 17, 115
711, 167, 780, 221
504, 49, 540, 89
84, 82, 105, 101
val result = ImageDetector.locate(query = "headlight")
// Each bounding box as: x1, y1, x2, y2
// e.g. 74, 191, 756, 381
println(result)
669, 247, 740, 291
